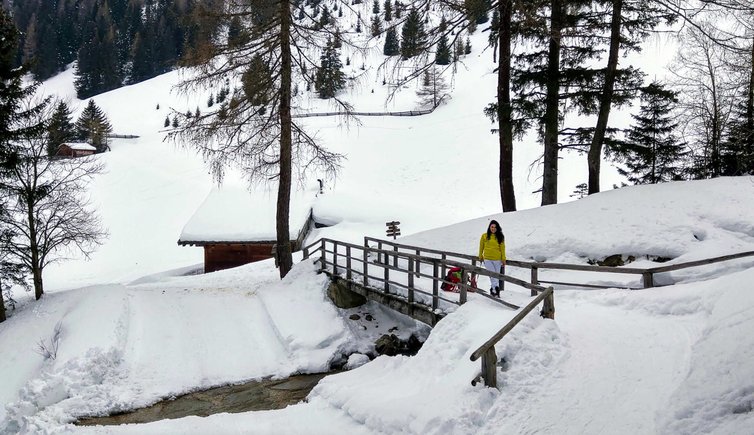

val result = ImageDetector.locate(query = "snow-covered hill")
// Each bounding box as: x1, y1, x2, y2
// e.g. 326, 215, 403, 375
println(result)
2, 6, 752, 433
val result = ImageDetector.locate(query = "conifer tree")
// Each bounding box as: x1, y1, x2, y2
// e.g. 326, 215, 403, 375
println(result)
383, 27, 400, 56
373, 0, 381, 14
721, 97, 754, 175
76, 100, 113, 152
400, 9, 427, 59
434, 18, 451, 65
315, 38, 346, 99
164, 116, 171, 128
371, 15, 383, 37
46, 101, 76, 157
384, 0, 393, 21
611, 83, 687, 184
416, 68, 449, 108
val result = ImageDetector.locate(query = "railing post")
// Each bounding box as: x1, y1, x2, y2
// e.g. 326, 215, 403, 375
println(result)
542, 287, 555, 319
384, 259, 390, 293
303, 246, 309, 260
500, 263, 505, 292
441, 253, 447, 282
407, 258, 415, 304
642, 271, 654, 288
378, 241, 383, 264
333, 242, 339, 275
393, 246, 398, 268
415, 249, 421, 277
471, 258, 478, 290
363, 243, 369, 287
459, 267, 467, 304
346, 245, 352, 280
320, 239, 326, 272
531, 266, 539, 285
432, 261, 439, 310
481, 347, 497, 388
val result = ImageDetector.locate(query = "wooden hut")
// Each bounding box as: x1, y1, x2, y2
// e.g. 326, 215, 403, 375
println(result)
56, 142, 97, 158
177, 185, 317, 273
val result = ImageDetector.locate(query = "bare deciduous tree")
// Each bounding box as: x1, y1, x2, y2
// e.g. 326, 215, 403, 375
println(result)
171, 0, 348, 278
0, 98, 107, 300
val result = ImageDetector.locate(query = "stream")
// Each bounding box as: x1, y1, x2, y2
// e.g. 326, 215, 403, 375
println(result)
76, 373, 330, 426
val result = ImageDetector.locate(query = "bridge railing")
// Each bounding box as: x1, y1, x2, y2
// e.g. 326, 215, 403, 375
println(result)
303, 238, 552, 311
364, 238, 754, 290
303, 237, 554, 388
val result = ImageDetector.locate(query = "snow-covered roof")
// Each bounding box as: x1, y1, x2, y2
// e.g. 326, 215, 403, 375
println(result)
63, 142, 97, 151
178, 183, 319, 245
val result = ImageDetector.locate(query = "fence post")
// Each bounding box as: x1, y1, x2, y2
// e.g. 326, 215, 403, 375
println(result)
393, 246, 398, 268
642, 271, 654, 288
531, 266, 539, 285
333, 242, 339, 275
500, 263, 506, 292
432, 261, 439, 310
481, 347, 497, 388
303, 246, 309, 260
378, 241, 383, 264
384, 259, 390, 293
363, 242, 369, 287
320, 239, 326, 272
542, 287, 555, 319
415, 249, 421, 277
441, 253, 447, 281
471, 259, 478, 290
407, 258, 415, 304
346, 245, 352, 280
459, 267, 467, 304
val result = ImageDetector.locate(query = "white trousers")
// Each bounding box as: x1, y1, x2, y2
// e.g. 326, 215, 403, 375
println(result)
483, 260, 503, 289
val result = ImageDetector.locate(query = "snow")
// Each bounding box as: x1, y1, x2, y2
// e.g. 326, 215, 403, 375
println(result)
64, 143, 97, 151
2, 7, 754, 434
178, 183, 319, 243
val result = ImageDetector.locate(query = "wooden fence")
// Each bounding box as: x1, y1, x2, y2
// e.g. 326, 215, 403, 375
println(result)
303, 237, 554, 388
365, 237, 754, 290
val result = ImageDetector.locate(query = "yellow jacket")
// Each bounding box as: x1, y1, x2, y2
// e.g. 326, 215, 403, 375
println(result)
479, 234, 506, 262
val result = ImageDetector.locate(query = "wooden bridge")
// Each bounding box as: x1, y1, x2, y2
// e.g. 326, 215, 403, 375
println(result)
303, 237, 754, 387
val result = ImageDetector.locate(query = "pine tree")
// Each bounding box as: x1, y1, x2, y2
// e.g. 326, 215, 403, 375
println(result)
371, 15, 383, 37
76, 100, 113, 153
400, 9, 427, 59
315, 38, 346, 99
611, 82, 687, 184
383, 27, 400, 56
164, 116, 170, 128
373, 0, 381, 14
434, 18, 451, 65
721, 97, 754, 176
384, 0, 393, 21
46, 101, 76, 157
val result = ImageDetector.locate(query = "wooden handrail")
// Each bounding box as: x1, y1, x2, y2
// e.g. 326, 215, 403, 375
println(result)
645, 250, 754, 273
470, 287, 555, 362
363, 238, 754, 289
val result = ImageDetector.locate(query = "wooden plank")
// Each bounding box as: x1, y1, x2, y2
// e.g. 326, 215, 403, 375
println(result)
363, 241, 369, 287
538, 280, 641, 290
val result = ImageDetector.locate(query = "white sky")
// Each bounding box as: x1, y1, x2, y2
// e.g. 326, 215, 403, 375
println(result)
2, 4, 753, 434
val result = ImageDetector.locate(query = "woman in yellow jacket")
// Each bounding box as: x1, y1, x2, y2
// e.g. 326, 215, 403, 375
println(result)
478, 220, 506, 297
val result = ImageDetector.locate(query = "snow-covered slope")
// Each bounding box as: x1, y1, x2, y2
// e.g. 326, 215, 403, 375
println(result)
2, 5, 752, 433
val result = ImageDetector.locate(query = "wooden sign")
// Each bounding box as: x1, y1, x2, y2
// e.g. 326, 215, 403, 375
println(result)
386, 221, 401, 240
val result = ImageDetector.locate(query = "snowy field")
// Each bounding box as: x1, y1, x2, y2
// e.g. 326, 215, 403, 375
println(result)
2, 10, 754, 434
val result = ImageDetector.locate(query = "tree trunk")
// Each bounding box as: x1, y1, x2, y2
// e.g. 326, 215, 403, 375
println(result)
497, 0, 516, 212
746, 39, 754, 172
587, 0, 622, 195
277, 0, 294, 278
0, 277, 6, 323
541, 0, 563, 206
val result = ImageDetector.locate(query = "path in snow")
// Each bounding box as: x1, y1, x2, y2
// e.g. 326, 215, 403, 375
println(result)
482, 290, 699, 435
